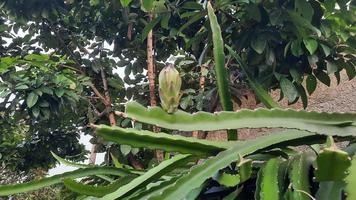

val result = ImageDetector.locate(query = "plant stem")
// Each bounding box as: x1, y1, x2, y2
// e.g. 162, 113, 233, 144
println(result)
207, 1, 237, 140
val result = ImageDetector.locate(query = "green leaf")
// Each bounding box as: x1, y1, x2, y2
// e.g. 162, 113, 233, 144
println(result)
178, 12, 205, 33
147, 131, 320, 200
89, 0, 100, 6
120, 0, 132, 7
326, 61, 338, 74
290, 68, 303, 84
181, 1, 203, 10
0, 62, 10, 73
0, 167, 131, 196
226, 45, 280, 108
55, 88, 65, 97
288, 153, 312, 200
96, 125, 233, 156
345, 155, 356, 200
0, 90, 11, 98
246, 4, 261, 22
142, 0, 154, 11
303, 38, 318, 55
295, 0, 314, 22
251, 36, 267, 54
125, 101, 356, 136
288, 11, 321, 37
315, 71, 331, 86
296, 84, 308, 109
315, 181, 345, 200
160, 13, 170, 29
63, 176, 135, 197
107, 78, 124, 90
141, 16, 161, 42
32, 107, 40, 118
151, 0, 167, 14
100, 154, 193, 199
291, 40, 304, 57
40, 87, 53, 95
344, 62, 356, 80
26, 92, 38, 108
23, 54, 49, 61
320, 44, 331, 57
279, 77, 298, 102
306, 75, 317, 95
257, 158, 282, 200
34, 89, 43, 96
15, 84, 29, 90
39, 101, 49, 108
120, 144, 131, 156
315, 148, 351, 181
207, 2, 235, 140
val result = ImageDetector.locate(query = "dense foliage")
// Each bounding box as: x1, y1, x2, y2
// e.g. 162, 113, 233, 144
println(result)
0, 0, 355, 199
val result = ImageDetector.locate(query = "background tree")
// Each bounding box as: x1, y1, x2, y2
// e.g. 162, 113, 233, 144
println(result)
0, 0, 354, 177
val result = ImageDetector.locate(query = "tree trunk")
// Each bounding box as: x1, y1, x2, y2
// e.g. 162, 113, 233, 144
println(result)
147, 14, 164, 161
147, 16, 157, 108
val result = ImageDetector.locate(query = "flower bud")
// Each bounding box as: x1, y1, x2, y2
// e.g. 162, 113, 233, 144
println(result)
158, 63, 182, 113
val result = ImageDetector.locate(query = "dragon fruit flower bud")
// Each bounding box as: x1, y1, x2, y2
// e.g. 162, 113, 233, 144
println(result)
158, 63, 182, 113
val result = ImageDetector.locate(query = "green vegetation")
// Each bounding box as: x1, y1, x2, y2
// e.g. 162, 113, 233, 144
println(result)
0, 0, 355, 199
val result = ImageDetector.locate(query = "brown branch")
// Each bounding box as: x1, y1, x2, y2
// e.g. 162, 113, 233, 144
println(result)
115, 111, 127, 118
90, 84, 109, 105
199, 65, 206, 90
101, 67, 116, 127
146, 13, 164, 161
88, 145, 97, 164
89, 67, 116, 165
147, 15, 157, 108
101, 67, 110, 100
127, 23, 133, 41
59, 64, 83, 73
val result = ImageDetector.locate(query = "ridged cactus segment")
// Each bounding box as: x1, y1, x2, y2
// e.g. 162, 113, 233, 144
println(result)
287, 153, 312, 200
315, 181, 344, 200
147, 131, 316, 200
345, 155, 356, 200
213, 172, 240, 187
315, 148, 351, 182
95, 125, 233, 156
125, 101, 356, 135
100, 154, 192, 200
63, 176, 135, 197
237, 157, 252, 183
158, 63, 182, 113
257, 158, 282, 200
